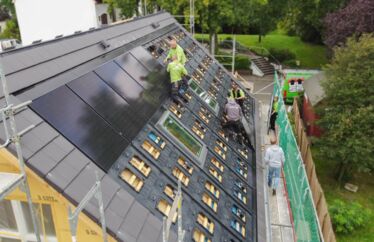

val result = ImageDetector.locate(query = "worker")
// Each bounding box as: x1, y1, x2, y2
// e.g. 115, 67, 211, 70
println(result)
264, 136, 285, 195
164, 39, 187, 65
229, 82, 245, 110
222, 96, 243, 141
167, 55, 188, 100
269, 96, 279, 132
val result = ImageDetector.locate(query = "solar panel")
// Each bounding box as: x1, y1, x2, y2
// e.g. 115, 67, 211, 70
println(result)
30, 86, 128, 171
67, 71, 143, 139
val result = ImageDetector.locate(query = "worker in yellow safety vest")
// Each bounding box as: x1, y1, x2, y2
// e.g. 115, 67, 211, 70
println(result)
164, 39, 187, 65
229, 82, 245, 109
167, 55, 188, 100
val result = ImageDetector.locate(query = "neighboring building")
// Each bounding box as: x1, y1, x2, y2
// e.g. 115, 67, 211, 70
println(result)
0, 12, 265, 242
301, 72, 325, 137
14, 0, 121, 45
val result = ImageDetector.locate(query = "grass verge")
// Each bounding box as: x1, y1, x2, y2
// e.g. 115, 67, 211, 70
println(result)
195, 33, 328, 69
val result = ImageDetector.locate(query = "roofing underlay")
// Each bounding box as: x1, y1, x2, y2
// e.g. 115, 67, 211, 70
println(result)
0, 11, 266, 242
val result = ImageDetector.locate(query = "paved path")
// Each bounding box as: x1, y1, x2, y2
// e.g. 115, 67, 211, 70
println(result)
240, 72, 295, 242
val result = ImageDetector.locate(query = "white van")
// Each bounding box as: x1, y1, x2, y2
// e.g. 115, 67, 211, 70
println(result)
0, 39, 21, 52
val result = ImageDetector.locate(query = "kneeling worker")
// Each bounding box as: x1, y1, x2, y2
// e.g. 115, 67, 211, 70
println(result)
167, 55, 188, 100
223, 96, 243, 141
164, 39, 187, 65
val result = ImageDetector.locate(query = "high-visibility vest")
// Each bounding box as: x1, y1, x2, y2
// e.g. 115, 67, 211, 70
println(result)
229, 89, 245, 99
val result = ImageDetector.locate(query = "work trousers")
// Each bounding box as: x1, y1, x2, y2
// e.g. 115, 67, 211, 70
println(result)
268, 166, 281, 189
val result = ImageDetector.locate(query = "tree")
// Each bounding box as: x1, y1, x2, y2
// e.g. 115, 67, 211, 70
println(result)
316, 34, 374, 184
283, 0, 348, 43
0, 19, 20, 40
249, 0, 287, 43
324, 0, 374, 49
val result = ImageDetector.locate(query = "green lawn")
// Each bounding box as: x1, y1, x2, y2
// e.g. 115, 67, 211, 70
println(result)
195, 33, 328, 69
312, 148, 374, 242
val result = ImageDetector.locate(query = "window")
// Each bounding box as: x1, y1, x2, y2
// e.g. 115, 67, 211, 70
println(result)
238, 148, 248, 159
157, 199, 177, 223
189, 80, 219, 113
210, 157, 224, 172
148, 131, 166, 149
236, 166, 248, 179
142, 140, 161, 159
129, 156, 151, 177
208, 87, 217, 98
120, 168, 144, 192
214, 146, 226, 160
234, 180, 247, 194
209, 167, 222, 183
218, 130, 229, 142
234, 189, 247, 204
177, 157, 194, 174
232, 205, 246, 222
205, 181, 220, 199
164, 184, 176, 200
192, 71, 203, 84
230, 220, 246, 237
193, 228, 211, 242
162, 115, 203, 157
172, 167, 190, 186
0, 200, 17, 232
197, 213, 214, 234
192, 120, 206, 139
0, 200, 57, 242
202, 193, 218, 212
169, 101, 184, 118
216, 140, 227, 151
198, 107, 212, 124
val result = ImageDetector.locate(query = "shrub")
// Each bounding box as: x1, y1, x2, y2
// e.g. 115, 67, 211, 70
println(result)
215, 54, 250, 70
269, 48, 296, 63
329, 199, 371, 234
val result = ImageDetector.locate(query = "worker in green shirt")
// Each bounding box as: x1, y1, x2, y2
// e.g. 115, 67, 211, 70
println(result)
164, 39, 187, 65
229, 82, 245, 109
167, 55, 188, 100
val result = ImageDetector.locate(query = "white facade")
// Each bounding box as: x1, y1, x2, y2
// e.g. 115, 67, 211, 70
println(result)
14, 0, 118, 45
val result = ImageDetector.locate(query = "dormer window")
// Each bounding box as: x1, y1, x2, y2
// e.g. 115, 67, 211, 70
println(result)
230, 220, 246, 237
193, 228, 211, 242
234, 189, 247, 204
192, 120, 206, 139
169, 100, 184, 118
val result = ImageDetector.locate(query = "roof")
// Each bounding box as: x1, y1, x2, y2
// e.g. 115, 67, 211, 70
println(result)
0, 11, 265, 242
303, 72, 325, 106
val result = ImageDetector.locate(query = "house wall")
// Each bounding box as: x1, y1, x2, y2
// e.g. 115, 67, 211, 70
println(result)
95, 3, 111, 25
14, 0, 98, 45
0, 148, 117, 242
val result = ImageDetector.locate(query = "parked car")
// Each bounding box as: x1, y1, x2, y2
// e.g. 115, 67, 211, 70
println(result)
0, 39, 21, 52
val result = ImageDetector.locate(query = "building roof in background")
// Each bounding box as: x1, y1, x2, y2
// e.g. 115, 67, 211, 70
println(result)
0, 11, 264, 242
303, 72, 326, 106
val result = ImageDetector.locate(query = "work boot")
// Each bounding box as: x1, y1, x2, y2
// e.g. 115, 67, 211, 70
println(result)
272, 189, 276, 196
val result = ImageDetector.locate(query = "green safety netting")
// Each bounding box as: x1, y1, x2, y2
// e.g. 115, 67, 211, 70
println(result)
272, 72, 321, 242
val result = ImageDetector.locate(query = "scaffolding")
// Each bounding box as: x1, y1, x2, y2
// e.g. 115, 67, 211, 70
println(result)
162, 180, 185, 242
0, 59, 42, 242
0, 58, 108, 242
